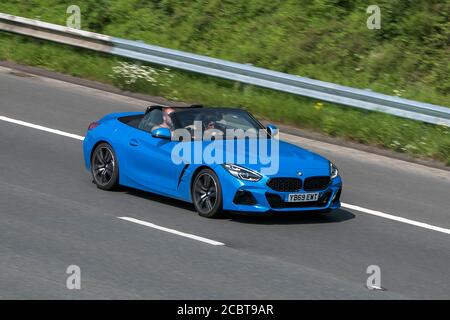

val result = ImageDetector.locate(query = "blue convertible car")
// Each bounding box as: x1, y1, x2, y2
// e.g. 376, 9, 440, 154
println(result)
83, 105, 342, 218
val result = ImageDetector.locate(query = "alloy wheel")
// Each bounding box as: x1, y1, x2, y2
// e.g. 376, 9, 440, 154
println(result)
193, 173, 218, 214
92, 146, 115, 186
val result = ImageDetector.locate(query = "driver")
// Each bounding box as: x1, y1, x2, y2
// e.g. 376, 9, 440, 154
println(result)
190, 113, 218, 132
152, 107, 175, 131
203, 114, 217, 130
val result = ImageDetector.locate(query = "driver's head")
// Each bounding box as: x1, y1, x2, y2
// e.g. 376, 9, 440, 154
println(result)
202, 113, 220, 130
164, 107, 175, 115
162, 107, 175, 129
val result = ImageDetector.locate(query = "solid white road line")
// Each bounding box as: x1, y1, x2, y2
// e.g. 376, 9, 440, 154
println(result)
342, 203, 450, 235
1, 114, 449, 236
0, 116, 85, 141
118, 217, 225, 246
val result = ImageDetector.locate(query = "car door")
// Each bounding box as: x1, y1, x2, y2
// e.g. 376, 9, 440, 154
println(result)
124, 126, 186, 196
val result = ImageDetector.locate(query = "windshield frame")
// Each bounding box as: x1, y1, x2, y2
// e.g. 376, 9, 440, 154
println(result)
171, 108, 265, 132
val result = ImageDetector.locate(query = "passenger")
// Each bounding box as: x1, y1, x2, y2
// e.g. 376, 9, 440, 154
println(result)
152, 107, 175, 131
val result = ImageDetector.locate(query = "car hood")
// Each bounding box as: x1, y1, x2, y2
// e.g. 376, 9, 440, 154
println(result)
232, 139, 330, 177
181, 139, 331, 177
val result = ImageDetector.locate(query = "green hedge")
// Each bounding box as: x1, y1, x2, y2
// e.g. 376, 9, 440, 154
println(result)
0, 33, 449, 166
0, 0, 449, 165
1, 0, 448, 105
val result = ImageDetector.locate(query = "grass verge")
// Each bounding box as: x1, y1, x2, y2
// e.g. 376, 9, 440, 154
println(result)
1, 32, 449, 166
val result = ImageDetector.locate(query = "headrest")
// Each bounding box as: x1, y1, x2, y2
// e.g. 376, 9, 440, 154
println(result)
145, 105, 165, 114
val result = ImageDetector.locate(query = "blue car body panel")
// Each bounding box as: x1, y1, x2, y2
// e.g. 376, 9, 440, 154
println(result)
83, 112, 342, 213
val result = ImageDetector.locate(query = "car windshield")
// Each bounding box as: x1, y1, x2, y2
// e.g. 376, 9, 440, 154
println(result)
172, 108, 266, 139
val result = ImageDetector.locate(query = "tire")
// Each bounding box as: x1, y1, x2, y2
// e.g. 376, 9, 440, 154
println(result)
192, 168, 223, 218
91, 143, 119, 190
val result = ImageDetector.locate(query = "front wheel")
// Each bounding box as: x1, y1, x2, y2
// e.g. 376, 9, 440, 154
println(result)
91, 143, 119, 190
192, 169, 223, 218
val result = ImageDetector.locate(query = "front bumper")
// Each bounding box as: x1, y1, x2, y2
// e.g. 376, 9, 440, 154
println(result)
219, 167, 342, 213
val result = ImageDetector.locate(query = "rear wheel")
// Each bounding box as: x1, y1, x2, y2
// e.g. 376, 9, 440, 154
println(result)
192, 169, 223, 218
91, 143, 119, 190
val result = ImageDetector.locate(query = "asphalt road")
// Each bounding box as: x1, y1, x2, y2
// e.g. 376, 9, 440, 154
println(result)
0, 67, 449, 299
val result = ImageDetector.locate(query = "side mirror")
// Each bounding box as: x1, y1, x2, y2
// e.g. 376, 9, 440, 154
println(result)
266, 124, 279, 139
151, 127, 171, 140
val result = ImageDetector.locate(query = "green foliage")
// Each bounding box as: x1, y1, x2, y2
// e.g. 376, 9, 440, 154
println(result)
1, 0, 447, 104
0, 1, 449, 165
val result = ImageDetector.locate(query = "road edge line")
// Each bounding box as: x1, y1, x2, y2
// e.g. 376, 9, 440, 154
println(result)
342, 203, 450, 235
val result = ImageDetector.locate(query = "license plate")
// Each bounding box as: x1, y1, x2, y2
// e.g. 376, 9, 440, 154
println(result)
287, 192, 319, 202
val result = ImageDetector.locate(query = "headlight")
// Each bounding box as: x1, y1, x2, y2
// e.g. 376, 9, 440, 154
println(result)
222, 164, 262, 182
330, 162, 339, 179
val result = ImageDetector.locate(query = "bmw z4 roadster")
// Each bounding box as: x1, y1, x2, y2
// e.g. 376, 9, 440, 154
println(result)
83, 105, 342, 218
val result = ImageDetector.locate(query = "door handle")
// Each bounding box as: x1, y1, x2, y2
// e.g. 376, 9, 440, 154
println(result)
129, 138, 140, 147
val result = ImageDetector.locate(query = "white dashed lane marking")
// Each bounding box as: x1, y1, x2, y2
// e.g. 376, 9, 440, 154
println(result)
2, 115, 449, 236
